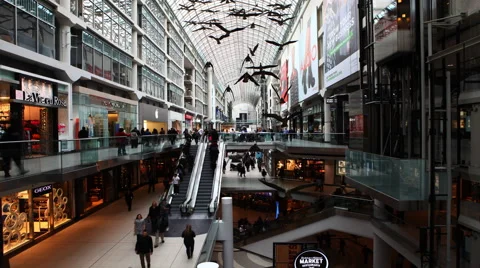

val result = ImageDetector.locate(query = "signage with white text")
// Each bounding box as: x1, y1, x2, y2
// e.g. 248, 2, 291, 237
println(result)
32, 184, 53, 197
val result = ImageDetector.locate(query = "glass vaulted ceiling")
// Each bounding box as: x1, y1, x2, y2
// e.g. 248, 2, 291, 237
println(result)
167, 0, 300, 106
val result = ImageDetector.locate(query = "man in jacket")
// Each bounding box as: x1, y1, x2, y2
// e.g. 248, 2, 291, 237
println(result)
148, 201, 161, 247
135, 230, 153, 268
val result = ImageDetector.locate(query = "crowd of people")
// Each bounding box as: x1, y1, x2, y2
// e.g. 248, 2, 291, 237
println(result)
230, 151, 267, 178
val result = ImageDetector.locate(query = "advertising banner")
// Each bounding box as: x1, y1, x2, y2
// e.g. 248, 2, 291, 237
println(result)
298, 10, 319, 102
324, 0, 360, 88
280, 60, 289, 111
288, 43, 299, 106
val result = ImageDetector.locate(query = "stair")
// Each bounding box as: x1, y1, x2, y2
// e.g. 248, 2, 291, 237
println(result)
194, 148, 215, 213
170, 144, 198, 214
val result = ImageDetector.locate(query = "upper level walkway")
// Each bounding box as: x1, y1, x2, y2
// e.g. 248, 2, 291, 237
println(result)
0, 135, 184, 196
9, 185, 207, 268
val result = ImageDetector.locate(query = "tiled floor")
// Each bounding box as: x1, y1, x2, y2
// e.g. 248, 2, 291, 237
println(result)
9, 185, 206, 268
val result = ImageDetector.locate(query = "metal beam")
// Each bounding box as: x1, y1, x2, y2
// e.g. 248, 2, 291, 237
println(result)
427, 34, 480, 63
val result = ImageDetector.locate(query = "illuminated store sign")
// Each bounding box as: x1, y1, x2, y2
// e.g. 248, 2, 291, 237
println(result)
33, 184, 53, 197
19, 77, 67, 107
294, 250, 329, 268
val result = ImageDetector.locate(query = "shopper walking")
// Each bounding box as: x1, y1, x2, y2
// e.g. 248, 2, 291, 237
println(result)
130, 127, 140, 148
134, 214, 145, 240
172, 173, 180, 195
135, 230, 153, 268
181, 224, 196, 259
125, 189, 134, 211
148, 201, 161, 247
115, 128, 129, 156
1, 127, 28, 177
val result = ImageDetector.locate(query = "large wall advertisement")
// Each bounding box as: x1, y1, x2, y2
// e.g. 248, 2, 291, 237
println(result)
280, 60, 289, 111
298, 10, 319, 102
324, 0, 360, 88
289, 43, 299, 106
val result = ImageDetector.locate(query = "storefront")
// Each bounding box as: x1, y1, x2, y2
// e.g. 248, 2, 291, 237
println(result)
168, 109, 183, 132
2, 182, 73, 254
139, 102, 168, 133
72, 86, 137, 138
274, 155, 340, 183
184, 113, 193, 131
194, 115, 202, 130
0, 67, 70, 154
303, 102, 323, 134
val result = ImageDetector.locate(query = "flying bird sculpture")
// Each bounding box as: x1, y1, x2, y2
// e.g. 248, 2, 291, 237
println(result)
222, 85, 235, 101
265, 40, 297, 51
247, 64, 279, 79
263, 110, 302, 127
204, 61, 214, 73
209, 23, 246, 44
269, 17, 294, 26
179, 3, 195, 12
240, 54, 254, 70
267, 3, 292, 10
249, 23, 266, 29
234, 72, 259, 86
271, 84, 291, 104
193, 26, 213, 32
248, 43, 259, 56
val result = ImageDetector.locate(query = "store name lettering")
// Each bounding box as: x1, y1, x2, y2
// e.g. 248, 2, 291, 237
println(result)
33, 185, 52, 194
102, 100, 126, 109
25, 93, 67, 107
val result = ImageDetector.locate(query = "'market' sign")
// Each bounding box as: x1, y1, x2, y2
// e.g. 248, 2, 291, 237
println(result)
294, 250, 329, 268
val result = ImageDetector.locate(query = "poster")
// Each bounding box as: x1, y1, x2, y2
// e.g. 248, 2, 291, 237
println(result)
280, 60, 289, 111
324, 0, 360, 87
298, 10, 319, 102
289, 43, 299, 106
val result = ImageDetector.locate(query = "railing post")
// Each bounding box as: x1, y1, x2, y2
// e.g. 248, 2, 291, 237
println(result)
219, 197, 233, 268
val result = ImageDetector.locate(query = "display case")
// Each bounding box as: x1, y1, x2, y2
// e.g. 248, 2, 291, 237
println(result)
337, 160, 346, 175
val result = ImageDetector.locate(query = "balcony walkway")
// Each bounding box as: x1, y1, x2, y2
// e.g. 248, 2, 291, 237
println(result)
9, 185, 207, 268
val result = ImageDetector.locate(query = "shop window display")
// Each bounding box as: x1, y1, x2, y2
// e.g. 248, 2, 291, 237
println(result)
53, 182, 71, 228
2, 191, 30, 253
85, 174, 104, 211
31, 192, 50, 238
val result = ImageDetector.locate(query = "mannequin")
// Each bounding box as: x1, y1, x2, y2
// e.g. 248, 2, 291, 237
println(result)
87, 114, 95, 137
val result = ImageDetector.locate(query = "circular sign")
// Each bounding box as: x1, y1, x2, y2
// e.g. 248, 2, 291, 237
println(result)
294, 250, 329, 268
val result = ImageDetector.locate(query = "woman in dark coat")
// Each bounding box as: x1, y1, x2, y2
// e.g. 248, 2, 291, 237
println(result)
181, 224, 196, 259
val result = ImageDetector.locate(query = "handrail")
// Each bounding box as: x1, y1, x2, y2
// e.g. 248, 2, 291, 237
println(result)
196, 210, 219, 264
163, 142, 187, 206
188, 138, 207, 212
208, 141, 225, 215
181, 136, 206, 214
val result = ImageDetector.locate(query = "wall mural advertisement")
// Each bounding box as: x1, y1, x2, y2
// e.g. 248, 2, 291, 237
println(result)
324, 0, 360, 88
289, 43, 299, 106
298, 10, 319, 102
280, 60, 289, 111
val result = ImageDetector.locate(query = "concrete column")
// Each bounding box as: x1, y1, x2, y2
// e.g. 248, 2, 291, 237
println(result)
324, 98, 331, 142
132, 63, 138, 91
59, 24, 71, 64
374, 199, 388, 221
373, 234, 390, 268
131, 0, 138, 25
220, 197, 233, 268
60, 0, 71, 12
206, 67, 214, 125
132, 30, 138, 58
324, 159, 335, 185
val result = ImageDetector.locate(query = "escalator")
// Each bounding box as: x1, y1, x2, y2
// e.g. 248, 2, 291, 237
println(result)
170, 144, 198, 214
194, 147, 214, 213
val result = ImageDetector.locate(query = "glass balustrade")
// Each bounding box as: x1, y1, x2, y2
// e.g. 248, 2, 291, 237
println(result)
218, 132, 347, 146
0, 134, 184, 179
346, 150, 431, 201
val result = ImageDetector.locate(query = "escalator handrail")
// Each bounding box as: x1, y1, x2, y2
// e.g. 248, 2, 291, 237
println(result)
187, 140, 207, 212
208, 141, 225, 214
181, 137, 207, 212
162, 140, 187, 205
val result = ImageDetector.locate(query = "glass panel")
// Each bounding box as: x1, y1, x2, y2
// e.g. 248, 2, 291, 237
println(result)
83, 0, 93, 27
113, 59, 120, 83
0, 2, 15, 43
93, 4, 102, 32
38, 21, 55, 58
103, 55, 112, 80
120, 64, 126, 85
94, 50, 103, 76
83, 45, 93, 73
17, 10, 37, 52
17, 0, 37, 15
2, 192, 32, 253
37, 4, 54, 25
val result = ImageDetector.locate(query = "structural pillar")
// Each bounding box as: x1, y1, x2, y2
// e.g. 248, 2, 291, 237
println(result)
373, 234, 390, 268
324, 98, 331, 142
59, 24, 71, 64
219, 197, 233, 268
206, 67, 214, 127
